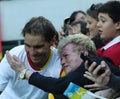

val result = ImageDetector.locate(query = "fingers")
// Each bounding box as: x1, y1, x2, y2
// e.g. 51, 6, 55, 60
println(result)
84, 83, 100, 91
84, 83, 106, 91
84, 60, 111, 86
85, 61, 97, 73
6, 51, 14, 65
13, 55, 20, 62
83, 71, 95, 82
5, 51, 25, 73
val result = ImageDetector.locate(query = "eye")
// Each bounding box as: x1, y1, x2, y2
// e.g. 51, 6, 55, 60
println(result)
101, 19, 105, 23
64, 54, 69, 58
25, 43, 31, 48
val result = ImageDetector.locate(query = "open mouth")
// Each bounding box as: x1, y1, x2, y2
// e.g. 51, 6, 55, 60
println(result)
98, 30, 103, 35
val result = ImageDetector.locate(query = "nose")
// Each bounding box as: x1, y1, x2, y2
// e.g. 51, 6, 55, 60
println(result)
97, 21, 101, 28
28, 47, 37, 55
86, 23, 89, 29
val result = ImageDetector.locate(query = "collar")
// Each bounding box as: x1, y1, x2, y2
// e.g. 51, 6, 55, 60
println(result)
27, 49, 53, 71
102, 35, 120, 50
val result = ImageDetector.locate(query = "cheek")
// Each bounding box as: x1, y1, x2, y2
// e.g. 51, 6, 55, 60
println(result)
25, 46, 29, 53
102, 26, 115, 40
70, 57, 81, 66
91, 24, 97, 31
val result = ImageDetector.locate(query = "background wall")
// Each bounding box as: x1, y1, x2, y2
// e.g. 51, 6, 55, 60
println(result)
0, 0, 109, 41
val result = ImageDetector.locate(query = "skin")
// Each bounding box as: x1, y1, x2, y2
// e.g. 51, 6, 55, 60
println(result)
67, 24, 81, 35
84, 61, 111, 86
60, 43, 83, 74
75, 13, 86, 22
24, 33, 51, 68
6, 43, 84, 79
86, 15, 98, 38
84, 61, 115, 98
59, 12, 86, 39
97, 13, 120, 41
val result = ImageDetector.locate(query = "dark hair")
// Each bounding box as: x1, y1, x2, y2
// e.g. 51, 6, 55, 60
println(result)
98, 1, 120, 23
69, 10, 86, 24
87, 3, 103, 21
22, 16, 58, 42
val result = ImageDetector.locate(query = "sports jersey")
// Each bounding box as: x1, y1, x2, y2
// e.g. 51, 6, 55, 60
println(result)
0, 45, 62, 99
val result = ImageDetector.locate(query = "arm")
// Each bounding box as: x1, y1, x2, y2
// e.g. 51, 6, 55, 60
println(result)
6, 51, 93, 94
107, 73, 120, 91
28, 63, 93, 94
84, 60, 120, 91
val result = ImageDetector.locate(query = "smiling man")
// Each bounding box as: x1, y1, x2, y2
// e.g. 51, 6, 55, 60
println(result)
0, 16, 62, 99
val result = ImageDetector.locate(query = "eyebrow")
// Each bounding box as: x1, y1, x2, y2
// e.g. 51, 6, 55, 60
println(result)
24, 43, 44, 48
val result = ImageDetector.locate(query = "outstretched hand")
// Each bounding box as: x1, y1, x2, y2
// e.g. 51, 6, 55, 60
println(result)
6, 50, 26, 73
84, 60, 111, 87
84, 71, 108, 91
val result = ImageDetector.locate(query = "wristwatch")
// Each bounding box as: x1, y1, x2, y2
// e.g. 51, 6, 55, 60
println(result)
18, 68, 28, 80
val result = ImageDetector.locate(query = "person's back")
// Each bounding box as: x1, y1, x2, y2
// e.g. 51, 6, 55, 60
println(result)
0, 16, 62, 99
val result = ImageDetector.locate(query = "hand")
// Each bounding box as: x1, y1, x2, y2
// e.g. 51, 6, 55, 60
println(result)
84, 83, 107, 91
6, 50, 26, 73
95, 88, 116, 98
84, 71, 107, 91
84, 61, 111, 86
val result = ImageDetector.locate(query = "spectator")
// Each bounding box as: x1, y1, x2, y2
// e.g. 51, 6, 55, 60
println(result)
69, 10, 86, 24
68, 20, 89, 35
84, 60, 120, 98
6, 34, 120, 98
59, 10, 87, 39
96, 0, 120, 67
86, 3, 105, 49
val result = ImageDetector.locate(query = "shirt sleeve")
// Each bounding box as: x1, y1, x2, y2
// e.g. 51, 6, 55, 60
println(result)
107, 73, 120, 91
28, 63, 93, 94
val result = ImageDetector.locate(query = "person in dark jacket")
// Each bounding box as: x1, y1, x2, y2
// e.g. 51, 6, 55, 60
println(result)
6, 34, 120, 98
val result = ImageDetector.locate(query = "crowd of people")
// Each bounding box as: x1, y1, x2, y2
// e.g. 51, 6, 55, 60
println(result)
0, 0, 120, 99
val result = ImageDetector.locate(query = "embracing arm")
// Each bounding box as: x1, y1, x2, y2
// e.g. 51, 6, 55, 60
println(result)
6, 51, 93, 94
27, 63, 93, 94
5, 50, 73, 94
27, 71, 69, 94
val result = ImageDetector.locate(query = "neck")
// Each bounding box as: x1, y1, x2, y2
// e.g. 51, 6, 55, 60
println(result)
34, 53, 50, 68
27, 49, 52, 70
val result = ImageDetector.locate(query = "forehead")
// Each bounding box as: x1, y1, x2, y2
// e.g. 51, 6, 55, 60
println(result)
24, 33, 46, 44
86, 15, 96, 21
76, 13, 85, 17
98, 13, 110, 19
62, 43, 76, 53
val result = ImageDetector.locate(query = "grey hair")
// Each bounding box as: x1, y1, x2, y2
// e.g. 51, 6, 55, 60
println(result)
58, 34, 96, 56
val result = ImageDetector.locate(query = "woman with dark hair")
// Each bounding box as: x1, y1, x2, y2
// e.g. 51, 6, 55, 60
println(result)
86, 3, 105, 49
69, 10, 86, 24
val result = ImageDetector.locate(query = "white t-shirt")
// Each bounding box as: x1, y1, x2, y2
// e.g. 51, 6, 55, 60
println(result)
0, 45, 62, 99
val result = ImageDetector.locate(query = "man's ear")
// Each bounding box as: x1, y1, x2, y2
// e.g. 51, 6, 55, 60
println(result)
115, 22, 120, 30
